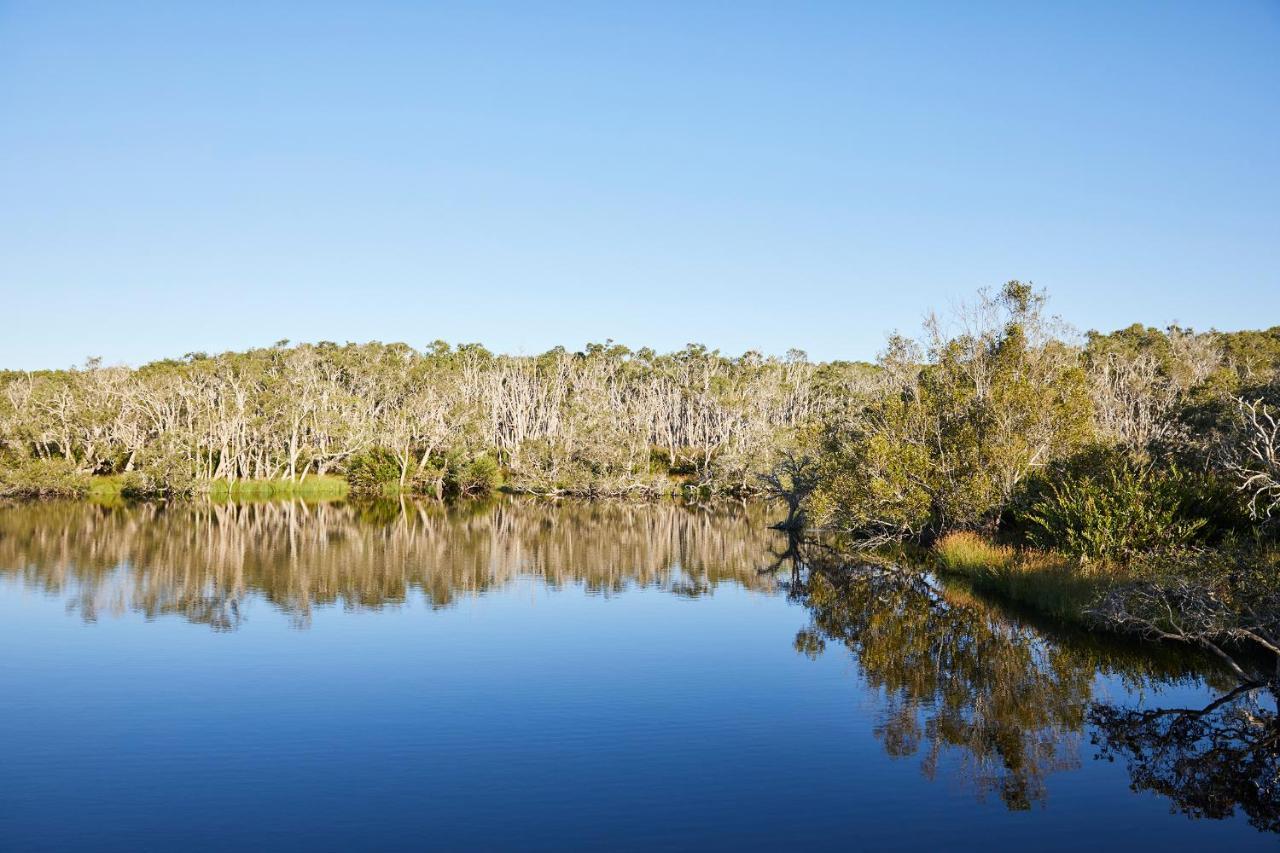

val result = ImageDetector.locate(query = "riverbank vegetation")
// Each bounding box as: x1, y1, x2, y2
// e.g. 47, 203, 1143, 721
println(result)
3, 281, 1280, 663
797, 281, 1280, 679
0, 341, 870, 500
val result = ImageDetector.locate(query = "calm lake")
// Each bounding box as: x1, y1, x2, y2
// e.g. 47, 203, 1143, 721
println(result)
1, 499, 1275, 851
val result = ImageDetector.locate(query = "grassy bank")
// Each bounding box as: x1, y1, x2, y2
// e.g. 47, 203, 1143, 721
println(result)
932, 533, 1280, 689
204, 475, 350, 500
932, 531, 1120, 622
69, 474, 352, 503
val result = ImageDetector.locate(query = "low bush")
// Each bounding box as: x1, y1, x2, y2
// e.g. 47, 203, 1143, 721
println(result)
344, 448, 401, 495
120, 446, 199, 498
445, 453, 502, 497
1013, 456, 1213, 561
406, 463, 447, 499
0, 457, 91, 499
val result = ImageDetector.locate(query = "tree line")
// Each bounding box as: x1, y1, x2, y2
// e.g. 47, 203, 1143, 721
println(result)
2, 283, 1278, 534
777, 281, 1280, 692
0, 340, 873, 498
5, 282, 1280, 681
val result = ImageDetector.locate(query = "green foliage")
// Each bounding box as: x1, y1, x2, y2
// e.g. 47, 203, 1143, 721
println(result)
1085, 323, 1280, 402
812, 292, 1279, 557
404, 461, 447, 498
121, 444, 200, 498
0, 457, 90, 499
809, 413, 933, 539
1015, 459, 1211, 561
344, 448, 401, 495
3, 288, 1276, 540
647, 447, 674, 475
1217, 327, 1280, 381
812, 282, 1093, 538
444, 453, 502, 497
0, 339, 855, 500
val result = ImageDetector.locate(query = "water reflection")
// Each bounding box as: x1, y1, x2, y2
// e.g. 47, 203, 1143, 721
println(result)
0, 498, 779, 629
1090, 686, 1280, 832
785, 552, 1270, 821
791, 562, 1084, 808
2, 499, 1277, 836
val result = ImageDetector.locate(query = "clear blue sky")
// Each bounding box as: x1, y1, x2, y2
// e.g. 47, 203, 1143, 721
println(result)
2, 1, 1277, 369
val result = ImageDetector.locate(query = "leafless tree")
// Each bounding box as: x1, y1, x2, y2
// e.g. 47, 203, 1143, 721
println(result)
1090, 564, 1280, 686
1224, 397, 1280, 521
1089, 351, 1181, 452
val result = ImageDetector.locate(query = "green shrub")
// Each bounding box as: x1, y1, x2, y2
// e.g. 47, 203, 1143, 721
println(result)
445, 453, 502, 497
344, 448, 401, 495
120, 446, 199, 498
406, 462, 447, 499
0, 457, 91, 499
1015, 460, 1210, 561
648, 447, 674, 475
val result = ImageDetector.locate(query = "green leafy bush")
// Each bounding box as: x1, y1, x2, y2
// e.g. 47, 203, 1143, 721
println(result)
120, 446, 199, 498
344, 448, 400, 495
0, 457, 91, 499
811, 283, 1095, 540
1015, 460, 1211, 561
407, 461, 447, 499
445, 453, 502, 497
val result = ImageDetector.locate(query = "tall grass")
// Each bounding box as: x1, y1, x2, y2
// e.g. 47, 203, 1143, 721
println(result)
934, 531, 1115, 621
74, 474, 352, 502
934, 531, 1015, 573
204, 475, 350, 501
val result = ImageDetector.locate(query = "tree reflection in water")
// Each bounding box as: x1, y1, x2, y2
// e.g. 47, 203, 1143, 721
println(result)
1090, 684, 1280, 832
785, 548, 1278, 826
789, 558, 1089, 809
2, 499, 1278, 831
0, 498, 780, 629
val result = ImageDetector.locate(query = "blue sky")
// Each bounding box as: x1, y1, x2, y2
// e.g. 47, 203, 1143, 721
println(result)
2, 1, 1277, 369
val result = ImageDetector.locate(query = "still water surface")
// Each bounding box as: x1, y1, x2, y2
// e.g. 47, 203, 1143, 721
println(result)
1, 499, 1275, 851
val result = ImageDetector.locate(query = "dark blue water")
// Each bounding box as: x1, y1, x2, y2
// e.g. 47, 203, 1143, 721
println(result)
0, 500, 1274, 850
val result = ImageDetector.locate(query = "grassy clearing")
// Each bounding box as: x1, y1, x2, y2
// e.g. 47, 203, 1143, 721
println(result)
933, 531, 1118, 621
